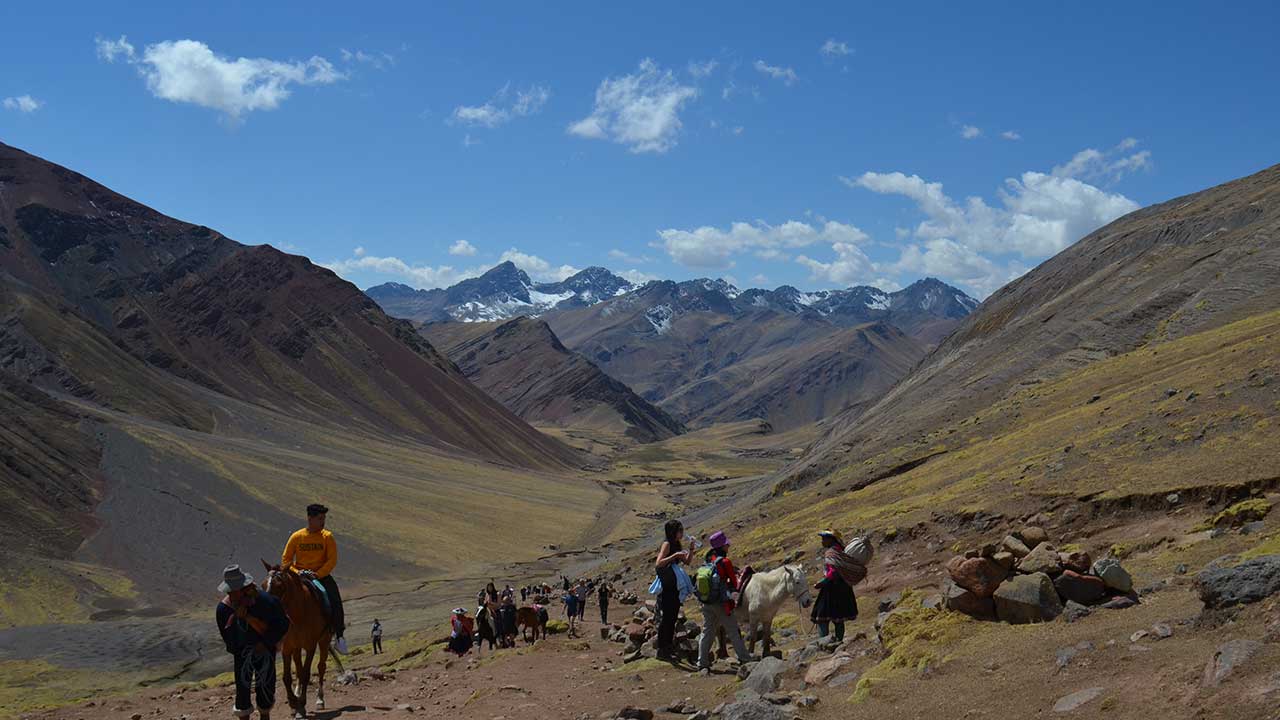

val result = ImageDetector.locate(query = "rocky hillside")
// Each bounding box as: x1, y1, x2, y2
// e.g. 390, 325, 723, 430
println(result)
420, 317, 686, 443
785, 161, 1280, 494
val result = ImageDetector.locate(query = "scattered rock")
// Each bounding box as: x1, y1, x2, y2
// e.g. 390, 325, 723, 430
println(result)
921, 594, 944, 610
1197, 556, 1280, 608
1100, 595, 1138, 611
1054, 570, 1107, 605
1152, 623, 1173, 639
617, 708, 653, 720
1091, 558, 1134, 594
994, 572, 1063, 624
803, 653, 854, 686
740, 656, 788, 696
946, 556, 1008, 597
720, 699, 791, 720
1002, 535, 1032, 559
1016, 526, 1049, 549
1203, 640, 1262, 687
1053, 687, 1105, 712
1130, 630, 1149, 643
1017, 543, 1062, 576
991, 551, 1016, 571
761, 693, 790, 705
794, 695, 818, 708
1059, 551, 1092, 574
1062, 600, 1092, 623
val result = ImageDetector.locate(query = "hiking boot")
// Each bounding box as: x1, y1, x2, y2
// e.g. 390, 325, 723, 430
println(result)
335, 636, 349, 654
697, 667, 710, 676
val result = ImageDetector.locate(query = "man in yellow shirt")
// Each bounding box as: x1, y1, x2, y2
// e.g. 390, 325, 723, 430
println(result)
281, 503, 347, 654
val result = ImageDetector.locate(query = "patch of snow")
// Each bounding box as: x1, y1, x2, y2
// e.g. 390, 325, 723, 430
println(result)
752, 295, 769, 308
645, 304, 674, 334
528, 289, 575, 306
865, 291, 890, 311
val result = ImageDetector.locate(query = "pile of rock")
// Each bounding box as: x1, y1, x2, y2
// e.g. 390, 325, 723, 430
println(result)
943, 526, 1136, 624
606, 601, 701, 663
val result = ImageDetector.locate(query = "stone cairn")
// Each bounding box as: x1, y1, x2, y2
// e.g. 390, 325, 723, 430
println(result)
943, 525, 1137, 624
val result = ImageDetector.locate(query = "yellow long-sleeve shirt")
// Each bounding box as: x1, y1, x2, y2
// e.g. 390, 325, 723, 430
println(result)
281, 528, 338, 578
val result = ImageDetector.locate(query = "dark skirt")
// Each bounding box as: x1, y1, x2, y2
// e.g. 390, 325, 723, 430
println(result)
448, 633, 473, 655
498, 606, 517, 635
811, 575, 858, 622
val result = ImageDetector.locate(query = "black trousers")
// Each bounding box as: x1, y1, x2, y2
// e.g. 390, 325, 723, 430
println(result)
600, 603, 609, 624
318, 575, 345, 636
657, 587, 680, 654
233, 646, 276, 715
372, 636, 383, 653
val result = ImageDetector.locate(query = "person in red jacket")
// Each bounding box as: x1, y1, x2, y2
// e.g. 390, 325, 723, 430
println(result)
695, 531, 753, 672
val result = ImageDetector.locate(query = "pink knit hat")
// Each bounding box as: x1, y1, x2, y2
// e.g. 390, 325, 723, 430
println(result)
708, 531, 730, 549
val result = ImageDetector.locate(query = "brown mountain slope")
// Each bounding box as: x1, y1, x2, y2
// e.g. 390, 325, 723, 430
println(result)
660, 321, 927, 430
783, 161, 1280, 493
0, 141, 576, 469
421, 317, 686, 443
0, 142, 600, 628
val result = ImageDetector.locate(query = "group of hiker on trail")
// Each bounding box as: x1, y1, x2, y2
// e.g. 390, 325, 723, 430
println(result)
211, 501, 865, 718
653, 519, 866, 673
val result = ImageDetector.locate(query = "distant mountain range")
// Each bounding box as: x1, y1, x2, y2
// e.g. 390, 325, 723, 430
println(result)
368, 261, 979, 338
370, 265, 980, 431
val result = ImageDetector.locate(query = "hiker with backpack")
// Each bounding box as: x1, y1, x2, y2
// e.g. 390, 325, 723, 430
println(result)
694, 531, 753, 672
811, 529, 865, 645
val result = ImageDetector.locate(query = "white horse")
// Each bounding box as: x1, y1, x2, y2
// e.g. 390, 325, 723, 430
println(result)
733, 564, 811, 657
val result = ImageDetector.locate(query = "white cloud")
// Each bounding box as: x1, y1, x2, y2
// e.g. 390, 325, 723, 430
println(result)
608, 248, 651, 264
752, 273, 769, 285
568, 59, 698, 153
819, 39, 851, 58
960, 124, 982, 140
498, 248, 578, 282
323, 253, 479, 289
2, 95, 42, 113
658, 219, 868, 270
796, 240, 877, 285
449, 240, 478, 256
95, 36, 344, 120
353, 245, 366, 257
451, 83, 550, 128
340, 48, 395, 70
619, 269, 660, 284
687, 59, 718, 78
1052, 138, 1151, 183
1001, 130, 1022, 141
753, 60, 798, 86
892, 238, 1025, 298
462, 133, 480, 148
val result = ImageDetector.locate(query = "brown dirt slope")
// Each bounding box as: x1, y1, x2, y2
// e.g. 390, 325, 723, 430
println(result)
785, 160, 1280, 493
421, 317, 686, 443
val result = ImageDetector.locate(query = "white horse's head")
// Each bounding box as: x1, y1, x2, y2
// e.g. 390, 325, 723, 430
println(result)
783, 564, 812, 609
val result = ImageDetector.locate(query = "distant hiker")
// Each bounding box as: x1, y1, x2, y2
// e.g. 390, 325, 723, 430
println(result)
520, 585, 529, 602
486, 580, 500, 606
562, 575, 571, 592
562, 589, 580, 635
499, 593, 518, 648
694, 531, 753, 671
574, 579, 589, 621
653, 519, 693, 661
811, 530, 862, 644
216, 565, 289, 720
448, 608, 474, 656
597, 582, 611, 624
280, 503, 348, 654
371, 619, 383, 654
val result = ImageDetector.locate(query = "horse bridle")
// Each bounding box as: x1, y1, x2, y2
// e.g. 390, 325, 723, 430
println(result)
789, 567, 812, 608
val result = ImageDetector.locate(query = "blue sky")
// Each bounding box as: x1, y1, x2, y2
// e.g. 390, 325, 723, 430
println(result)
3, 2, 1278, 297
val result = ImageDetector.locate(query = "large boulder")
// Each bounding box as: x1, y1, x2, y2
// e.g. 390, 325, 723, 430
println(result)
1060, 550, 1093, 574
944, 581, 996, 620
946, 556, 1008, 597
1054, 570, 1107, 605
1015, 526, 1049, 549
1203, 639, 1262, 687
1091, 558, 1134, 594
740, 656, 789, 696
1197, 556, 1280, 609
994, 573, 1063, 624
1017, 543, 1062, 576
1002, 535, 1032, 559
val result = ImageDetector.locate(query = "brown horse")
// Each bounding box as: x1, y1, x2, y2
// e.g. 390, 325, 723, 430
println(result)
516, 606, 546, 643
262, 561, 332, 719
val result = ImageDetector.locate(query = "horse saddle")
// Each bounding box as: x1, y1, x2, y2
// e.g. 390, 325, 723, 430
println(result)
738, 566, 755, 596
307, 578, 333, 618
